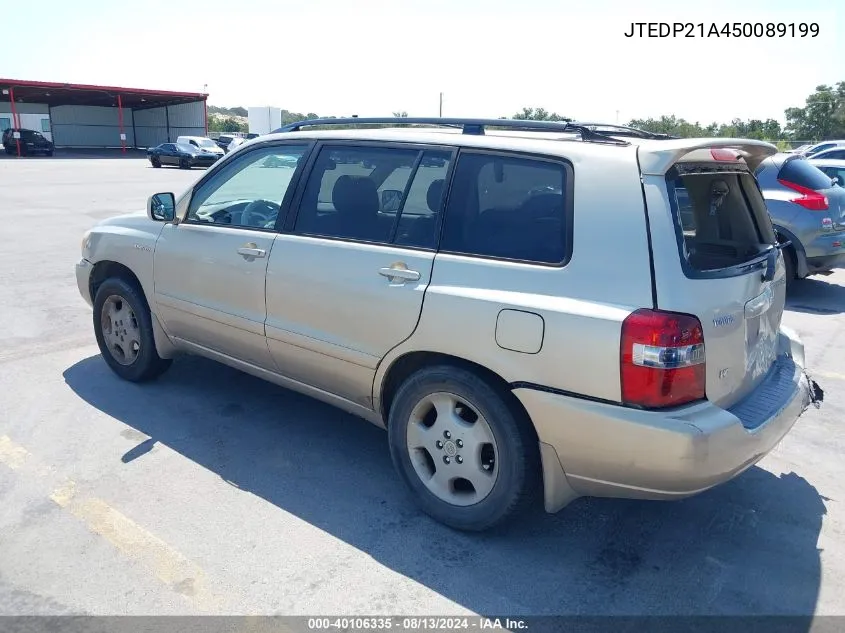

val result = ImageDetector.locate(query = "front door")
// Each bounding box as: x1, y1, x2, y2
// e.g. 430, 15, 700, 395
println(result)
265, 143, 454, 406
153, 142, 311, 368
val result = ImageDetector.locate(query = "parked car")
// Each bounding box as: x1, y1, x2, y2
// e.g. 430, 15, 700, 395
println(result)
804, 145, 845, 161
76, 117, 822, 531
755, 153, 845, 286
809, 158, 845, 186
146, 142, 220, 169
800, 141, 845, 158
787, 144, 813, 155
215, 135, 236, 152
175, 135, 225, 157
2, 128, 54, 156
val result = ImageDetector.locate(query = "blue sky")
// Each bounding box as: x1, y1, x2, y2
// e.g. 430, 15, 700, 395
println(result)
2, 0, 841, 125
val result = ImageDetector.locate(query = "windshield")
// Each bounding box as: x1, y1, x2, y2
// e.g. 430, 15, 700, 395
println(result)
198, 138, 218, 148
175, 143, 195, 153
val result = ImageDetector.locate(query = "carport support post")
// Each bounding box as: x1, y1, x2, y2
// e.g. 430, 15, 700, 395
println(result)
9, 86, 20, 157
117, 94, 126, 154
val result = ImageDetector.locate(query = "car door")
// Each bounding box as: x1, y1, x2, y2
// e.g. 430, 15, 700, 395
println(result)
265, 142, 454, 406
159, 144, 176, 165
153, 142, 312, 368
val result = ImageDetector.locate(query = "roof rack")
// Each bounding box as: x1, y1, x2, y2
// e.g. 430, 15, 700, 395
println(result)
273, 117, 631, 146
571, 122, 679, 140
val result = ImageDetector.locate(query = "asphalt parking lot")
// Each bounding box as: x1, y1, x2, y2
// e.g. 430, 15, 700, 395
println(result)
1, 153, 845, 618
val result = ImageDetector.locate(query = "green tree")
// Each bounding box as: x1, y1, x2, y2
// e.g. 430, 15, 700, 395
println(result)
220, 117, 244, 133
785, 83, 845, 140
512, 107, 568, 121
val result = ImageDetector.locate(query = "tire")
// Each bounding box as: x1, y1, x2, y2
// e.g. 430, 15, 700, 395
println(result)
151, 157, 161, 168
93, 277, 172, 382
387, 364, 540, 531
45, 150, 53, 157
179, 158, 190, 169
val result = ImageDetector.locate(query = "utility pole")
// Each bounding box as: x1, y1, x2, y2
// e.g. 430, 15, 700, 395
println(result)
439, 93, 443, 117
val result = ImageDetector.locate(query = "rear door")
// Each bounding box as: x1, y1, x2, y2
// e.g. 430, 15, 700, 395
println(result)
639, 140, 783, 408
264, 142, 454, 405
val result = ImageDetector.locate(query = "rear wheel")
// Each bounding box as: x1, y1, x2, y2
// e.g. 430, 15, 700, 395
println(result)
179, 158, 190, 169
93, 278, 172, 382
387, 365, 539, 531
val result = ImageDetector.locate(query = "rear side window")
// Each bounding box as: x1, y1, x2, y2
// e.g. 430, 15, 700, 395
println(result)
668, 168, 775, 273
778, 158, 834, 190
441, 152, 570, 265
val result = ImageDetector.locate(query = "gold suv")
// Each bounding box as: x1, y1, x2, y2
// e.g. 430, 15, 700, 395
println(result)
76, 118, 823, 531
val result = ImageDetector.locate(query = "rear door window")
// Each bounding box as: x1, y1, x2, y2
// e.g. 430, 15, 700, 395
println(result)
779, 158, 834, 190
440, 152, 570, 265
668, 168, 775, 273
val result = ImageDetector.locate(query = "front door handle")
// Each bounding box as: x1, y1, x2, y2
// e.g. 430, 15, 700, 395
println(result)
237, 243, 266, 259
379, 266, 421, 282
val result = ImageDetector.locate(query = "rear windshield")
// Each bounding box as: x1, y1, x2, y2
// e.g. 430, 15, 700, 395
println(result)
778, 158, 833, 190
668, 168, 775, 273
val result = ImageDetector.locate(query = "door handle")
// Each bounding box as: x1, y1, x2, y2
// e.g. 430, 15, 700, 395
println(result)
237, 243, 266, 258
379, 266, 421, 282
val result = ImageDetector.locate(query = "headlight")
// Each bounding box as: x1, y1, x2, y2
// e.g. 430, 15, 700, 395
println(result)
81, 231, 92, 256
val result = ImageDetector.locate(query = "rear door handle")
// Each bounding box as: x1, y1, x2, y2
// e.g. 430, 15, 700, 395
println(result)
379, 266, 420, 282
237, 244, 266, 259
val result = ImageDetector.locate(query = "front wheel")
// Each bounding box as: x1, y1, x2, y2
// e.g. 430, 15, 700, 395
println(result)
151, 157, 161, 168
387, 365, 539, 531
93, 278, 172, 382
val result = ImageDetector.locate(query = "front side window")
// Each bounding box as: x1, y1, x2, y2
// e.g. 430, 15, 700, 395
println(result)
187, 144, 308, 229
294, 145, 450, 247
440, 152, 569, 265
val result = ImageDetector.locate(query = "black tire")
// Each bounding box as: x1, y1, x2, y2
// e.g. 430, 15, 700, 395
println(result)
179, 158, 190, 169
93, 277, 172, 382
387, 364, 540, 531
151, 157, 161, 168
45, 150, 53, 157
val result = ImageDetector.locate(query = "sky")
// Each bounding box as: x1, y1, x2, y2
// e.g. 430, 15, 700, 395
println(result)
2, 0, 842, 126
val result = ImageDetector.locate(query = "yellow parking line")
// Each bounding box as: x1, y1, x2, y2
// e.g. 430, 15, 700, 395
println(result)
0, 435, 221, 611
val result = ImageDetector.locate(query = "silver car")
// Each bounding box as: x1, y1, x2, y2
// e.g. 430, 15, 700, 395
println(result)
75, 118, 823, 531
755, 153, 845, 286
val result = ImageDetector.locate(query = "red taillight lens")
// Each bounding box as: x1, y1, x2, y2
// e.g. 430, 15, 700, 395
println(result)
621, 309, 706, 408
778, 178, 829, 210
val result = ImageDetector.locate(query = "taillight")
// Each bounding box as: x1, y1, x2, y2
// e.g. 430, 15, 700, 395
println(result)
778, 178, 829, 210
621, 309, 706, 408
710, 148, 738, 161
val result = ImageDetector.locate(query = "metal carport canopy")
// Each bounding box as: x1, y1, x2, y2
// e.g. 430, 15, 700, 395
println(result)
0, 78, 208, 153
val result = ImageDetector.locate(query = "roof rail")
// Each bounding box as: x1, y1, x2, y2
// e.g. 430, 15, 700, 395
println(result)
571, 122, 679, 140
273, 117, 631, 145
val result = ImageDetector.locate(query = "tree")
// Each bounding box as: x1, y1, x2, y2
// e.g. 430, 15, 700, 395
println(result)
512, 107, 568, 121
220, 117, 243, 133
785, 83, 845, 140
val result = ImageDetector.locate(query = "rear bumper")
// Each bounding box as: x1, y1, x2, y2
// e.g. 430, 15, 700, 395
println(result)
517, 328, 820, 513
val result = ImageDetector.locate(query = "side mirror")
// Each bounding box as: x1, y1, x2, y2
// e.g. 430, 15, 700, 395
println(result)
147, 192, 175, 222
381, 189, 403, 212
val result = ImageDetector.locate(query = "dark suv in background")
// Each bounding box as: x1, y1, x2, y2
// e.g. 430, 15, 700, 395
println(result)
756, 153, 845, 287
2, 128, 54, 156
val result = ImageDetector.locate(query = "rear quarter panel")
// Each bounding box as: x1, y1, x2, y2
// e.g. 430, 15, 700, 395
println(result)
374, 147, 654, 405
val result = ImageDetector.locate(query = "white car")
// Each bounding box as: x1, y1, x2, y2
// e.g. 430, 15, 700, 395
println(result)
176, 135, 225, 156
808, 157, 845, 186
